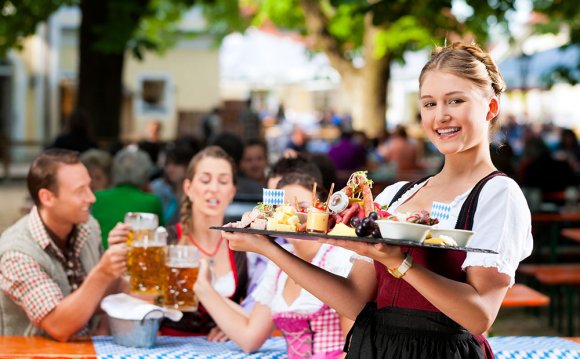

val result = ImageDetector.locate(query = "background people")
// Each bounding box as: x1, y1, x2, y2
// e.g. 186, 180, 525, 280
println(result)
0, 149, 128, 341
238, 138, 269, 188
91, 146, 163, 249
239, 98, 262, 141
151, 141, 198, 225
80, 149, 112, 192
201, 107, 224, 146
47, 109, 98, 154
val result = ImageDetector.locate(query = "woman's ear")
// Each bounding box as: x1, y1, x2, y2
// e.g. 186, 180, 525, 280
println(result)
486, 96, 500, 121
182, 178, 191, 197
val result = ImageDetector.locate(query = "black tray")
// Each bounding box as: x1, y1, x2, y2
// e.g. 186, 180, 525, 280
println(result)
210, 226, 498, 254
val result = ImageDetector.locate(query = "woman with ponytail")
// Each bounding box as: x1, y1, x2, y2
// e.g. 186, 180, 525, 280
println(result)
223, 42, 533, 358
160, 146, 249, 339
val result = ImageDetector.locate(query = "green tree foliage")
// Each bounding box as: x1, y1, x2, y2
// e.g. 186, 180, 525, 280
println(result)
0, 0, 75, 55
0, 0, 198, 58
0, 0, 199, 140
202, 0, 516, 137
531, 0, 580, 86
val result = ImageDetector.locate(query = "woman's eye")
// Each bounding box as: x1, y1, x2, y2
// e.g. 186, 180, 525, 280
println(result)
449, 98, 465, 104
423, 102, 435, 108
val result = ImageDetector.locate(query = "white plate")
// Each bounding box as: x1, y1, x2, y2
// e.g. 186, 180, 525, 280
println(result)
375, 220, 431, 243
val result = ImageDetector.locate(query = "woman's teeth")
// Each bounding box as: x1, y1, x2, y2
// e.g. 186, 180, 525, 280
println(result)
437, 128, 460, 135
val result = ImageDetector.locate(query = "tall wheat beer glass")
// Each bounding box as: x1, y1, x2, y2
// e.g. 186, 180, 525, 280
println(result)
163, 245, 200, 312
124, 212, 166, 295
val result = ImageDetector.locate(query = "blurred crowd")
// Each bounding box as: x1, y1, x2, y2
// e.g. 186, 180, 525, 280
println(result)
41, 102, 580, 230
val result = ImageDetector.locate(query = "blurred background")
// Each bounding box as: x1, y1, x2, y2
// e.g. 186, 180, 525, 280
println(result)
0, 0, 579, 166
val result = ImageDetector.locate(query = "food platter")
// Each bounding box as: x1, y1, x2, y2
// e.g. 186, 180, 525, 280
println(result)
210, 226, 498, 254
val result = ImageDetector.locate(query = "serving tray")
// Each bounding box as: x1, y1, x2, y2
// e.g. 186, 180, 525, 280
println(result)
210, 226, 498, 254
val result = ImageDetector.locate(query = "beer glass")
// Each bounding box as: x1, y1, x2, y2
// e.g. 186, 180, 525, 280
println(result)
163, 245, 200, 312
124, 212, 158, 246
125, 212, 166, 295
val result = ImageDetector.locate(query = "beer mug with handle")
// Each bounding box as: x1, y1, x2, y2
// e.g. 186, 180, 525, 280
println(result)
164, 245, 200, 312
124, 212, 167, 295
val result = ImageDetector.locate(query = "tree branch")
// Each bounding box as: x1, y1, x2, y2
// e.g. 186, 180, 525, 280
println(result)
299, 0, 356, 76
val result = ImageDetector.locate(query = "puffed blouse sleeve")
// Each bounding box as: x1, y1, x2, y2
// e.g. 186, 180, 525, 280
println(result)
250, 259, 279, 307
462, 176, 533, 286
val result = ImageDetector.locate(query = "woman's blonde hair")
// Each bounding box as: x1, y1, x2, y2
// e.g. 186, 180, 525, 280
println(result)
419, 42, 506, 124
179, 146, 237, 237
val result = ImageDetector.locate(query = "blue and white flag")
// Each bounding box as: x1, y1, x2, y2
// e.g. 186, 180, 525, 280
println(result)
263, 189, 285, 205
431, 201, 451, 222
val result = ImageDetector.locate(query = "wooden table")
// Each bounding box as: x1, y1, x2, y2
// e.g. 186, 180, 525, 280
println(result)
562, 228, 580, 243
502, 283, 550, 307
1, 336, 579, 358
0, 336, 96, 358
531, 212, 580, 262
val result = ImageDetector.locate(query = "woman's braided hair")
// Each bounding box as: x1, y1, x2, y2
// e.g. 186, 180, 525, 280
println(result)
179, 146, 237, 238
419, 42, 506, 125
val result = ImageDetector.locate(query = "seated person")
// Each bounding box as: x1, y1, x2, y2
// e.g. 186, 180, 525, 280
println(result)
0, 149, 129, 341
239, 138, 269, 188
195, 172, 354, 357
241, 155, 324, 312
80, 149, 112, 192
91, 146, 164, 249
151, 141, 198, 225
159, 146, 249, 339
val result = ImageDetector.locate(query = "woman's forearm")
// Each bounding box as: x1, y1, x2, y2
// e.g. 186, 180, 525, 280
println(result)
263, 244, 376, 320
196, 287, 273, 352
401, 264, 509, 334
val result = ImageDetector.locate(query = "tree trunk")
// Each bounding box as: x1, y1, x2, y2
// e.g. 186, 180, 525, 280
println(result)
346, 17, 391, 139
299, 0, 391, 138
348, 58, 390, 139
76, 0, 126, 141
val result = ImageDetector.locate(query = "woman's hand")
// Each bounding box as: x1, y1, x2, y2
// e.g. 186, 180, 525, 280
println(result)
207, 326, 229, 342
221, 231, 274, 256
319, 238, 405, 269
194, 258, 213, 296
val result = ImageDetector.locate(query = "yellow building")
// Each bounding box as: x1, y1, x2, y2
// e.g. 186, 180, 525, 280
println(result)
1, 6, 219, 165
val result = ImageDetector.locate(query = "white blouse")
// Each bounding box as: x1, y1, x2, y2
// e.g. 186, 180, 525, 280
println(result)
374, 176, 533, 286
214, 271, 235, 297
251, 244, 355, 314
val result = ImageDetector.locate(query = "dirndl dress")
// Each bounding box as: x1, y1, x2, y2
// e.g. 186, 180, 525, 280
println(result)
344, 171, 504, 359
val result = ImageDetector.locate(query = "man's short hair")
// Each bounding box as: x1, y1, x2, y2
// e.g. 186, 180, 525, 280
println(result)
27, 149, 81, 206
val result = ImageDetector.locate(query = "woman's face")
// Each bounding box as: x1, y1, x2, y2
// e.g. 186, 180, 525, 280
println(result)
282, 183, 314, 246
183, 157, 236, 217
419, 70, 498, 156
282, 183, 312, 212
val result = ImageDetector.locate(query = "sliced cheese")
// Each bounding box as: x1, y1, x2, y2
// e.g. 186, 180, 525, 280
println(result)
274, 223, 296, 232
267, 218, 278, 231
328, 222, 356, 237
424, 235, 457, 246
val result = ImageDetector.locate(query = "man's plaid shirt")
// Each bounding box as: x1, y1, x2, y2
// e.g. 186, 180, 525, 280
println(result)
0, 207, 96, 333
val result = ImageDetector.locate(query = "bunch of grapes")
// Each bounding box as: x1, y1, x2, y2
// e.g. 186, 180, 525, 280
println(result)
351, 212, 382, 238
